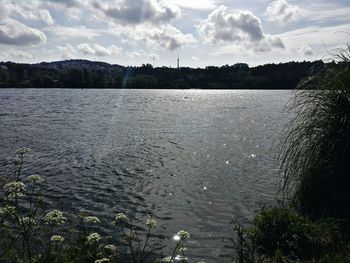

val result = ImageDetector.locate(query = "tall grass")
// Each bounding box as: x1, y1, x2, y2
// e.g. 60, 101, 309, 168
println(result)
279, 44, 350, 219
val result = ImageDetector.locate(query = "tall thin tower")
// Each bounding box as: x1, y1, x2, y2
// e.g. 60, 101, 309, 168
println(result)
177, 55, 179, 69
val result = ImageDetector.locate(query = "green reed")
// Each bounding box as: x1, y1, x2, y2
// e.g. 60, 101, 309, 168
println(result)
279, 45, 350, 219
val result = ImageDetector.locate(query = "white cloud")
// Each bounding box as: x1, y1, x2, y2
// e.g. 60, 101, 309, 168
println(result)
76, 43, 123, 56
197, 6, 284, 51
65, 8, 83, 21
254, 35, 285, 52
164, 0, 216, 10
94, 0, 181, 26
298, 45, 314, 56
57, 43, 76, 59
127, 49, 160, 61
119, 23, 195, 50
276, 23, 350, 50
0, 50, 34, 60
38, 9, 54, 25
10, 4, 54, 25
127, 50, 148, 58
0, 2, 10, 20
0, 19, 47, 46
43, 0, 80, 8
300, 4, 350, 23
198, 7, 264, 42
45, 18, 194, 51
147, 24, 196, 50
0, 0, 348, 66
57, 43, 76, 53
77, 43, 95, 55
44, 25, 102, 39
265, 0, 301, 25
93, 43, 110, 56
0, 2, 50, 47
150, 52, 160, 61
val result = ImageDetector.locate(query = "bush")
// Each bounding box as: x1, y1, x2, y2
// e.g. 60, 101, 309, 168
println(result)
251, 207, 340, 260
230, 207, 346, 263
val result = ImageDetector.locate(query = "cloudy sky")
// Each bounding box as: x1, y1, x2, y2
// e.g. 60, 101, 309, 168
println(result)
0, 0, 349, 67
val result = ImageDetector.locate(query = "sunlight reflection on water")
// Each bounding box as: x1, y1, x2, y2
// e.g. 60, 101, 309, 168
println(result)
0, 89, 292, 262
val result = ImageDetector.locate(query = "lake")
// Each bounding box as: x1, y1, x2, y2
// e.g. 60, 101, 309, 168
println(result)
0, 89, 292, 262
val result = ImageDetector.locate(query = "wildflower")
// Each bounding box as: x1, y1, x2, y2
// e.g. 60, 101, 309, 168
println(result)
15, 147, 30, 155
177, 230, 190, 240
95, 258, 110, 263
0, 206, 16, 215
114, 213, 128, 224
22, 217, 37, 227
50, 235, 64, 242
161, 256, 173, 262
145, 218, 157, 229
27, 175, 44, 184
84, 216, 100, 224
4, 181, 26, 198
43, 210, 66, 225
87, 232, 101, 244
104, 244, 117, 254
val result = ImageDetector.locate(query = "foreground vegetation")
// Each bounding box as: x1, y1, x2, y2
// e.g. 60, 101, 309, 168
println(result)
0, 148, 193, 263
230, 45, 350, 262
230, 206, 350, 262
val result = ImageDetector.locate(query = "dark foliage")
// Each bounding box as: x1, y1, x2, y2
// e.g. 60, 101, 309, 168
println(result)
0, 59, 324, 89
230, 207, 349, 263
279, 47, 350, 219
251, 207, 340, 260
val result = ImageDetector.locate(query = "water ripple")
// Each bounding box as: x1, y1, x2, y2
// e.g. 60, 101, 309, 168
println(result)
0, 89, 292, 262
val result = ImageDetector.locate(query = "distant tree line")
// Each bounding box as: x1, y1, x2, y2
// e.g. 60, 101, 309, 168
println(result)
0, 59, 328, 89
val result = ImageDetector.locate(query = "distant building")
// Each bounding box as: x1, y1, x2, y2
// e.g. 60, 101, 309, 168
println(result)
0, 65, 8, 71
177, 55, 180, 69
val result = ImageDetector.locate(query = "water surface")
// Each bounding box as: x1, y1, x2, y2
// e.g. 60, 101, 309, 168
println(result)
0, 89, 292, 262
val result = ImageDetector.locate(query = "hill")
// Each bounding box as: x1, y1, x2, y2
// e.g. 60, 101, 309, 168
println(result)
0, 59, 325, 89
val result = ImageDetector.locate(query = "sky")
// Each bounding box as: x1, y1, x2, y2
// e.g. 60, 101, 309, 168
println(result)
0, 0, 349, 67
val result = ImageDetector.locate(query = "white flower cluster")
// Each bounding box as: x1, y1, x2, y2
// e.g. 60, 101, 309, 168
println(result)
3, 181, 26, 198
95, 258, 110, 263
15, 147, 30, 155
84, 216, 100, 224
87, 232, 101, 244
177, 230, 190, 240
104, 244, 117, 254
114, 213, 128, 224
43, 210, 66, 225
22, 217, 37, 227
146, 218, 157, 229
50, 235, 64, 242
161, 256, 173, 262
0, 206, 16, 215
27, 175, 44, 184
